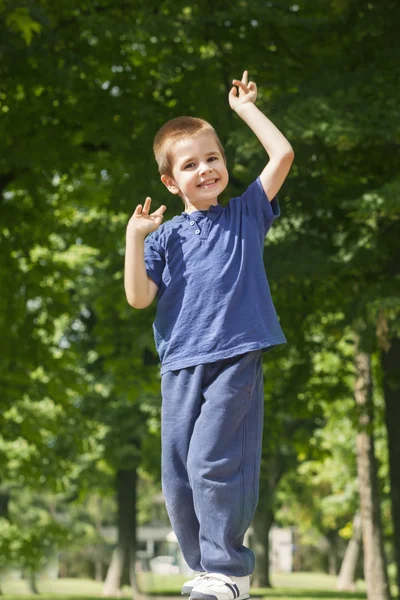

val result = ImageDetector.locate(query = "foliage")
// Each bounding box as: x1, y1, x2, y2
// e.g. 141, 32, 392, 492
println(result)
0, 0, 399, 580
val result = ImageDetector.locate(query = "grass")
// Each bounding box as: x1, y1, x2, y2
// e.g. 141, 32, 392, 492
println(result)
0, 573, 368, 600
135, 572, 367, 597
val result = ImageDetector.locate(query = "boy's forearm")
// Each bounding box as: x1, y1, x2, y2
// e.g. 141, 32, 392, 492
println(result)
235, 103, 294, 160
124, 230, 153, 308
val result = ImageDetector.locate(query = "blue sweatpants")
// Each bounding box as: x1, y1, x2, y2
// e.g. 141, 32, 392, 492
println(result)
161, 350, 264, 576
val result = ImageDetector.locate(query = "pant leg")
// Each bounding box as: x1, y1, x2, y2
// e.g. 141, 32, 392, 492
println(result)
161, 365, 206, 571
187, 350, 264, 576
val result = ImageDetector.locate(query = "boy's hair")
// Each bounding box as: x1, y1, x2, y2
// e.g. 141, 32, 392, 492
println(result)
153, 116, 226, 177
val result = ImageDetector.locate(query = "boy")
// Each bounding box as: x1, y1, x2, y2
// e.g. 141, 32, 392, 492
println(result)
124, 71, 294, 600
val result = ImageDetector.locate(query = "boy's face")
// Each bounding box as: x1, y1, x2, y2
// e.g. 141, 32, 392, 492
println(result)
161, 131, 229, 209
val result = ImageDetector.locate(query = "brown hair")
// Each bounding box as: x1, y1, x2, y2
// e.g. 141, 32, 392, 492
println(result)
153, 116, 226, 176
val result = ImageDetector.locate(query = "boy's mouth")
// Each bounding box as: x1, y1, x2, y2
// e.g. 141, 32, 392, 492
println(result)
197, 178, 219, 188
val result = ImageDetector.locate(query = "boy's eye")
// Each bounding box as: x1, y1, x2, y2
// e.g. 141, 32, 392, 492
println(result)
183, 156, 218, 169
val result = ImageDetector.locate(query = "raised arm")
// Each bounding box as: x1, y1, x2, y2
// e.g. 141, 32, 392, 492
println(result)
229, 70, 294, 201
124, 197, 166, 309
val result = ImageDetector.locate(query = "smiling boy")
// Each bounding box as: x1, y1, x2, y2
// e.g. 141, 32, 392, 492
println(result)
124, 71, 294, 600
158, 128, 229, 213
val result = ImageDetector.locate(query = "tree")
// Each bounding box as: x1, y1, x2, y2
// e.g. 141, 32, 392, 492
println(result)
337, 512, 362, 592
2, 1, 399, 591
354, 344, 391, 600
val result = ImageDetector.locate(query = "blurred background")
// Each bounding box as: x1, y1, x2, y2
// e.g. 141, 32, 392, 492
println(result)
0, 0, 399, 598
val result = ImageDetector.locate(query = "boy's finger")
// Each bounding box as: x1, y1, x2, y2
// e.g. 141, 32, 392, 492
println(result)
142, 196, 152, 214
134, 204, 142, 215
152, 205, 167, 216
232, 80, 248, 93
242, 70, 248, 85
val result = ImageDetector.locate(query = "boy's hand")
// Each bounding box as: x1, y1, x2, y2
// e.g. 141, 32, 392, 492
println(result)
127, 197, 166, 236
229, 70, 257, 112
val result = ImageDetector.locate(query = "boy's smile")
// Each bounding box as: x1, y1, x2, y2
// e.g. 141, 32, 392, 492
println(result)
161, 131, 229, 213
197, 178, 218, 189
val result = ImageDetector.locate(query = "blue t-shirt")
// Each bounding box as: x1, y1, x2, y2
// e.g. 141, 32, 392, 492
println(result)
144, 177, 286, 374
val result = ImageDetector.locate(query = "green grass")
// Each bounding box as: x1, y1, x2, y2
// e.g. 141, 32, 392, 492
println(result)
0, 573, 368, 600
139, 572, 367, 599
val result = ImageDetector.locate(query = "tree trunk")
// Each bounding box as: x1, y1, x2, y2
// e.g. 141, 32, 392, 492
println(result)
103, 468, 137, 597
252, 506, 274, 587
28, 571, 39, 595
337, 512, 362, 591
94, 496, 103, 582
0, 489, 9, 518
325, 530, 339, 575
381, 336, 400, 595
292, 528, 301, 573
103, 547, 124, 597
328, 549, 337, 576
252, 451, 289, 588
354, 346, 391, 600
0, 489, 10, 594
95, 557, 103, 582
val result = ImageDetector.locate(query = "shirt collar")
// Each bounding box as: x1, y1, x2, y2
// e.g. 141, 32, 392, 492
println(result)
181, 205, 223, 217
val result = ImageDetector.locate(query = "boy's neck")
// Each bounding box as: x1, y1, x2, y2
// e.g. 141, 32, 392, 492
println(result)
184, 200, 219, 214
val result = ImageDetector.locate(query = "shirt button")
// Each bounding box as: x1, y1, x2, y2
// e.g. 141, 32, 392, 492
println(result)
190, 220, 195, 225
195, 229, 200, 235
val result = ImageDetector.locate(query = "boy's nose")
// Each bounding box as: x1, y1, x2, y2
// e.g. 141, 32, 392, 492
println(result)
199, 162, 212, 175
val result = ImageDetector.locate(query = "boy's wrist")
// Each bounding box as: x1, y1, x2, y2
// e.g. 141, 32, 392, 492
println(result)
126, 225, 147, 240
233, 102, 259, 119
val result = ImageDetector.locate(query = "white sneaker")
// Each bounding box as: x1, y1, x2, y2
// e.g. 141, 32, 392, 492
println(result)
181, 572, 207, 596
190, 573, 250, 600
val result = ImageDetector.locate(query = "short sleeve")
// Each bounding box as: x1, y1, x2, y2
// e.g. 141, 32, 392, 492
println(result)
231, 177, 280, 237
250, 177, 280, 235
144, 232, 165, 288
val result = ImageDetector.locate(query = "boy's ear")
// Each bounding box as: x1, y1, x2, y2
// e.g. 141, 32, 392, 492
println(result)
161, 174, 180, 195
